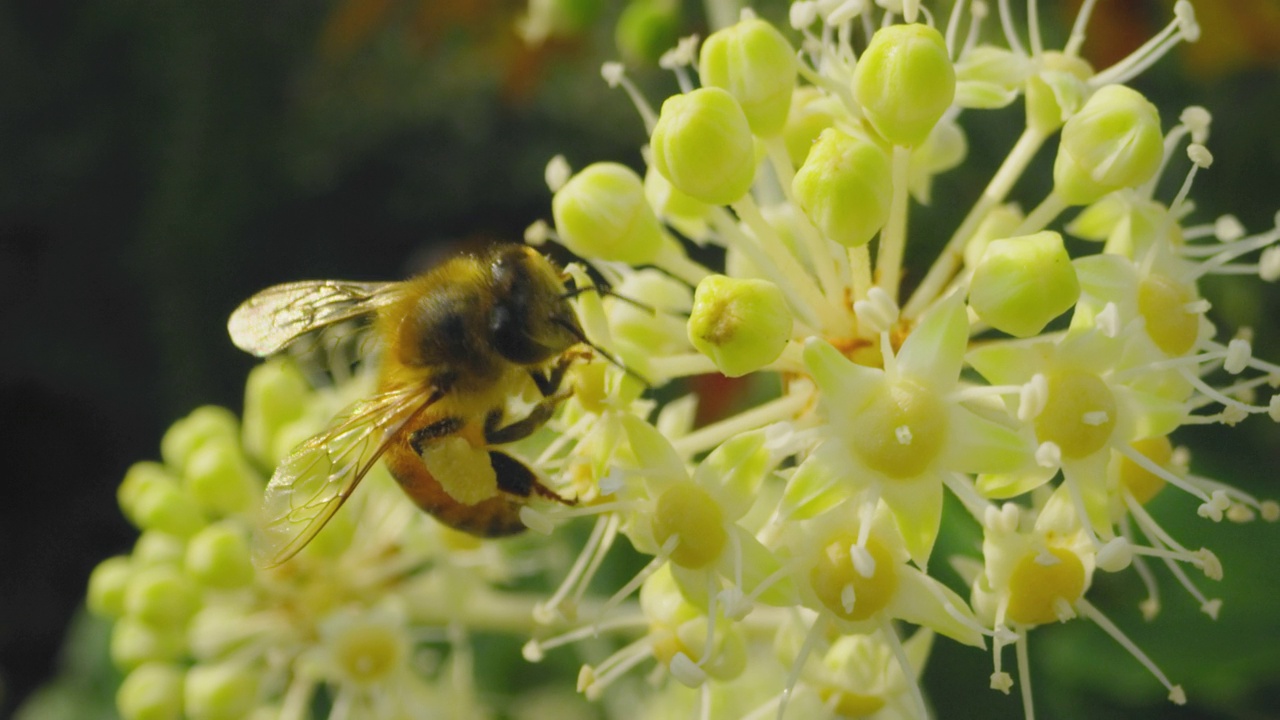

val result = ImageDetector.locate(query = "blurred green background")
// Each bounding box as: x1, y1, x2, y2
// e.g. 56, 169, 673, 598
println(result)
2, 0, 1278, 718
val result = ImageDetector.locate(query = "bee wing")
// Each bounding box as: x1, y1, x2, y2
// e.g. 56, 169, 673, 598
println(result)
228, 280, 399, 357
253, 384, 442, 567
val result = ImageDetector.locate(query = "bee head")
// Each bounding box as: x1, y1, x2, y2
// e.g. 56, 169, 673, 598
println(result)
488, 246, 583, 365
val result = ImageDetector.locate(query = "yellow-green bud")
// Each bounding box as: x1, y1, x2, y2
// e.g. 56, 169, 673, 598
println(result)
87, 555, 133, 618
969, 231, 1080, 338
782, 86, 842, 167
1025, 52, 1093, 133
184, 662, 259, 720
1053, 84, 1163, 206
698, 17, 797, 136
792, 127, 893, 247
117, 662, 185, 720
615, 0, 679, 65
124, 565, 200, 629
962, 204, 1024, 268
183, 438, 258, 517
553, 162, 664, 264
123, 466, 205, 537
241, 359, 310, 467
954, 45, 1026, 109
132, 531, 186, 567
160, 406, 238, 476
111, 618, 187, 669
118, 462, 179, 528
852, 23, 956, 147
651, 87, 757, 205
688, 275, 792, 377
644, 164, 711, 241
185, 524, 254, 588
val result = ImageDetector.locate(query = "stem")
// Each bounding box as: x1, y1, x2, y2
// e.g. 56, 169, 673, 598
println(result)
877, 145, 913, 302
672, 389, 811, 458
763, 137, 847, 306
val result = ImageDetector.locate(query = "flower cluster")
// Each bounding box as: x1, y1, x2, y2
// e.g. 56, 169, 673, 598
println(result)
82, 1, 1279, 719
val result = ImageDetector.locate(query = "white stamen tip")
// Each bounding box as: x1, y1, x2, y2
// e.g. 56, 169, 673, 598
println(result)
1214, 214, 1245, 242
1224, 338, 1252, 374
522, 640, 545, 662
545, 155, 572, 192
1174, 1, 1200, 42
1096, 537, 1134, 572
577, 665, 595, 693
1187, 143, 1213, 168
1140, 598, 1160, 621
1169, 685, 1188, 705
1052, 597, 1077, 622
1018, 374, 1050, 422
1096, 302, 1122, 338
669, 652, 707, 687
895, 425, 913, 445
1259, 247, 1280, 282
524, 219, 551, 246
1180, 106, 1212, 142
825, 0, 863, 26
991, 671, 1014, 694
1200, 599, 1223, 620
659, 35, 700, 69
1261, 500, 1280, 522
1082, 410, 1109, 426
1035, 442, 1062, 468
853, 286, 900, 334
789, 1, 818, 29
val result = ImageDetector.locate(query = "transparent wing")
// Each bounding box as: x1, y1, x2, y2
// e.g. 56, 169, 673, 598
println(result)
228, 279, 398, 357
253, 383, 442, 567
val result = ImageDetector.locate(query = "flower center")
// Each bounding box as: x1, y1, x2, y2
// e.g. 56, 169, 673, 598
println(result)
1119, 436, 1172, 505
653, 483, 727, 569
810, 535, 897, 621
1034, 369, 1117, 459
1138, 274, 1199, 356
1006, 547, 1086, 626
333, 621, 406, 684
848, 379, 947, 478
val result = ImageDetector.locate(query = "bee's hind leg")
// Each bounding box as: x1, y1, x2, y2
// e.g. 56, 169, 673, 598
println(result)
483, 392, 569, 445
489, 451, 574, 504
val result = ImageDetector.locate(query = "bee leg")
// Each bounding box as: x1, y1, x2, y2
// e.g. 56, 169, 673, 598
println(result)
483, 393, 570, 445
529, 350, 584, 397
409, 416, 464, 456
489, 450, 574, 504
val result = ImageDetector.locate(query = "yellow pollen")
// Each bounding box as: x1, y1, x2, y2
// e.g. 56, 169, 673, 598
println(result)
653, 483, 727, 569
1006, 547, 1086, 626
1138, 275, 1199, 356
1120, 436, 1173, 505
1034, 369, 1117, 459
848, 379, 946, 478
810, 535, 897, 621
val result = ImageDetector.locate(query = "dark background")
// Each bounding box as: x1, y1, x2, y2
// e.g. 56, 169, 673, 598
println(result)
2, 0, 1278, 718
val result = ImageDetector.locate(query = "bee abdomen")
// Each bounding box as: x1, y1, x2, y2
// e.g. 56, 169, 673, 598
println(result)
383, 436, 528, 537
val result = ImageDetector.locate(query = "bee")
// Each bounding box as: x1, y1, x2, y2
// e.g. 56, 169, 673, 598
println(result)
229, 244, 596, 567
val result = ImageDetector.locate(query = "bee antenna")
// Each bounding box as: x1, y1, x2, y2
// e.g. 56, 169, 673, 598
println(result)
553, 317, 652, 389
562, 283, 657, 316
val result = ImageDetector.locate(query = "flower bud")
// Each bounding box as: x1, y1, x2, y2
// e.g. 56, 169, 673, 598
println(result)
852, 23, 956, 147
1025, 52, 1093, 133
954, 46, 1026, 109
185, 523, 254, 588
111, 618, 187, 669
644, 163, 711, 241
651, 87, 757, 205
124, 565, 200, 629
117, 662, 185, 720
969, 231, 1080, 337
183, 438, 259, 518
688, 275, 792, 377
1053, 84, 1163, 205
120, 463, 205, 537
699, 17, 797, 136
615, 0, 679, 65
160, 406, 239, 476
782, 86, 842, 167
241, 359, 310, 466
553, 161, 664, 264
184, 662, 259, 720
88, 555, 134, 618
792, 127, 893, 247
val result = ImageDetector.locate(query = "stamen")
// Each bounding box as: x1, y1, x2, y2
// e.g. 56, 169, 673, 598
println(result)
600, 63, 657, 132
1076, 598, 1187, 705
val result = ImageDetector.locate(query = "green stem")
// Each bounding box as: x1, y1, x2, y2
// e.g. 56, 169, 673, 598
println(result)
877, 145, 913, 302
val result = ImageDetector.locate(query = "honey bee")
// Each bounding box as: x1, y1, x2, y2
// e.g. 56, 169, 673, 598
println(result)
229, 244, 595, 567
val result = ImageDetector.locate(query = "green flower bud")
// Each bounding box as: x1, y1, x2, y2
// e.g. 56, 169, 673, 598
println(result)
185, 662, 259, 720
111, 618, 187, 669
183, 438, 259, 517
87, 555, 133, 618
688, 275, 793, 377
782, 86, 842, 167
553, 162, 664, 264
241, 358, 311, 467
117, 662, 185, 720
125, 565, 200, 629
615, 0, 679, 65
954, 46, 1026, 109
651, 87, 757, 205
129, 479, 205, 537
185, 523, 254, 588
132, 531, 187, 567
792, 127, 893, 247
160, 406, 238, 475
698, 17, 797, 136
1053, 84, 1163, 206
1025, 52, 1093, 133
969, 231, 1080, 337
118, 462, 179, 530
852, 23, 956, 147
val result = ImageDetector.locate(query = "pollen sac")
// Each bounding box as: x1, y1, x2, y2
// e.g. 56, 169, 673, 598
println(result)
968, 231, 1081, 338
792, 127, 893, 248
852, 23, 956, 148
652, 483, 727, 569
552, 162, 664, 264
1005, 547, 1086, 626
650, 87, 758, 206
687, 274, 793, 377
1053, 84, 1164, 206
698, 17, 798, 136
